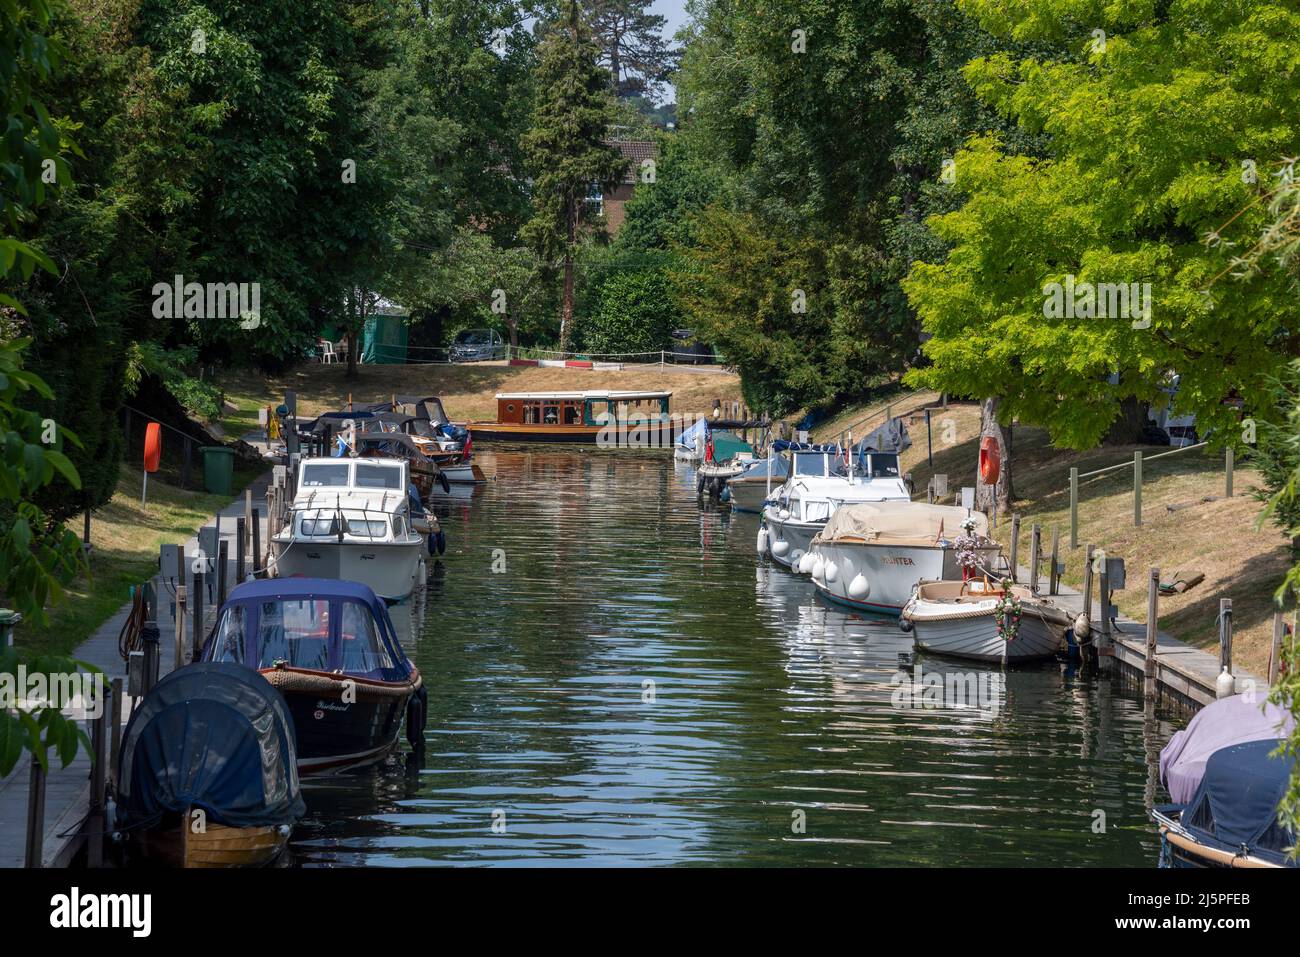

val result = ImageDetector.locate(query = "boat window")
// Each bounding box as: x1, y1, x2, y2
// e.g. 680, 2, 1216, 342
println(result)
301, 463, 350, 487
793, 452, 826, 476
563, 402, 582, 425
211, 605, 246, 664
524, 401, 541, 425
587, 400, 612, 424
859, 453, 901, 477
338, 601, 394, 673
299, 513, 341, 537
543, 404, 559, 424
355, 463, 402, 489
391, 515, 406, 536
345, 516, 388, 538
257, 600, 331, 671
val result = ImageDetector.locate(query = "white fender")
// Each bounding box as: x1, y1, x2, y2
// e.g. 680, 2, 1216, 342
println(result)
810, 556, 825, 581
756, 526, 770, 555
848, 573, 870, 599
824, 560, 838, 584
798, 552, 815, 574
771, 537, 790, 557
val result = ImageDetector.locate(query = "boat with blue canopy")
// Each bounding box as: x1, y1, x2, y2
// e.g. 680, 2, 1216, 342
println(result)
201, 578, 427, 775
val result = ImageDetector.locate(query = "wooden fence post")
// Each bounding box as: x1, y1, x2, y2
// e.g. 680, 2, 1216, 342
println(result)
1069, 467, 1079, 548
1049, 527, 1061, 595
1225, 447, 1234, 498
1145, 567, 1160, 700
1082, 544, 1095, 631
24, 757, 45, 867
1134, 450, 1143, 527
1219, 598, 1233, 675
175, 584, 187, 673
1028, 523, 1041, 593
1008, 514, 1021, 581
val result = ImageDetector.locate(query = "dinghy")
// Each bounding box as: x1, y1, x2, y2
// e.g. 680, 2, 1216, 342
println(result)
901, 579, 1071, 662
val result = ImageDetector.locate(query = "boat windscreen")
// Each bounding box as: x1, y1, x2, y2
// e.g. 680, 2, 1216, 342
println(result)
793, 452, 827, 476
256, 599, 332, 670
355, 463, 403, 489
860, 452, 901, 477
344, 517, 388, 538
301, 462, 350, 487
338, 601, 395, 673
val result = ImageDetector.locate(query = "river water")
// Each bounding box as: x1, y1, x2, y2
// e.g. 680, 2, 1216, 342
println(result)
290, 448, 1174, 867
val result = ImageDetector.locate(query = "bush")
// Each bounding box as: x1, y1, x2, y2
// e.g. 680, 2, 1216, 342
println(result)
581, 267, 676, 357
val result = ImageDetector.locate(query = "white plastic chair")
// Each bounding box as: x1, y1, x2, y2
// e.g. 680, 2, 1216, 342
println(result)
320, 340, 338, 364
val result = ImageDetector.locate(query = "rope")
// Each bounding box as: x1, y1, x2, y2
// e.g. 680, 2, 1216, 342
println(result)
117, 588, 148, 661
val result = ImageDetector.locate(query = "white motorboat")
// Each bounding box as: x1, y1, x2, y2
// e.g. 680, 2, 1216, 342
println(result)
901, 579, 1071, 662
270, 457, 426, 601
804, 502, 1001, 615
727, 455, 790, 513
758, 450, 911, 571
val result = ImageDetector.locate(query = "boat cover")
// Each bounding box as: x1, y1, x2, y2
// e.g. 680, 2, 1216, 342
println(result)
736, 456, 790, 481
1159, 694, 1294, 803
814, 501, 989, 545
117, 662, 304, 830
1177, 739, 1296, 866
856, 416, 911, 453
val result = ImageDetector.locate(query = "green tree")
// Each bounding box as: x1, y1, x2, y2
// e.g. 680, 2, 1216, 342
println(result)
582, 262, 674, 355
521, 0, 626, 351
588, 0, 679, 101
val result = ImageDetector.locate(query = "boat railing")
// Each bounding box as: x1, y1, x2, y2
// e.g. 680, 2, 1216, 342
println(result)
287, 501, 408, 543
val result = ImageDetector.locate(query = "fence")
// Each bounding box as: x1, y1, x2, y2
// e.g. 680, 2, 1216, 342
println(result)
120, 404, 213, 492
1066, 442, 1237, 548
321, 341, 726, 368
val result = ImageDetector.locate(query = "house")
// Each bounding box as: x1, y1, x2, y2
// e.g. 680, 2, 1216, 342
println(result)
596, 140, 658, 236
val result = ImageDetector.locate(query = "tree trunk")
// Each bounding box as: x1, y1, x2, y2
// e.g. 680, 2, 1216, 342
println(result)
1103, 395, 1151, 445
560, 194, 576, 352
507, 313, 518, 349
975, 396, 1012, 517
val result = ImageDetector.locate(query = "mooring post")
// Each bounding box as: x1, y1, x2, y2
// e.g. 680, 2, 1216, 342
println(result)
1008, 513, 1021, 582
1049, 527, 1061, 595
1069, 467, 1079, 549
1219, 598, 1233, 676
1145, 567, 1160, 701
217, 539, 229, 607
191, 571, 204, 664
141, 622, 160, 696
1225, 447, 1234, 498
236, 517, 246, 582
1028, 524, 1041, 593
89, 699, 107, 868
1081, 544, 1095, 634
925, 408, 933, 468
1134, 450, 1143, 527
1098, 558, 1113, 672
175, 584, 187, 673
1269, 611, 1285, 685
244, 488, 254, 567
109, 677, 123, 791
24, 757, 46, 868
252, 507, 262, 577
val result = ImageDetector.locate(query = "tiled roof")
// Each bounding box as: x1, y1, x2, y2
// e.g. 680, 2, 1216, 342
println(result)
606, 140, 658, 184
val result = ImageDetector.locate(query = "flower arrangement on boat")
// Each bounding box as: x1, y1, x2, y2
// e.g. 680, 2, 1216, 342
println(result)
993, 580, 1022, 642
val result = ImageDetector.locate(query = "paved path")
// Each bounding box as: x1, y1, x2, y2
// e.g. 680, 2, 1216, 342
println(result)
0, 470, 272, 867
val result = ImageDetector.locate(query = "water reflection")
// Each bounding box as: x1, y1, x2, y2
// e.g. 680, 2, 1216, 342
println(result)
290, 449, 1176, 866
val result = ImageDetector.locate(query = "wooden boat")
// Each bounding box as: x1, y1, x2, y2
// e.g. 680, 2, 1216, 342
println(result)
901, 579, 1071, 662
1153, 695, 1296, 868
468, 390, 681, 446
203, 578, 427, 775
368, 397, 484, 484
115, 662, 304, 868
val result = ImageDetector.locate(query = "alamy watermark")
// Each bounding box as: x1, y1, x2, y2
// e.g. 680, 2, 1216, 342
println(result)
890, 664, 1003, 717
1042, 274, 1152, 329
151, 274, 261, 329
1, 666, 105, 719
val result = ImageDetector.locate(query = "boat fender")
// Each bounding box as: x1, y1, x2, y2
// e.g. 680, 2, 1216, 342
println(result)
810, 557, 825, 581
720, 486, 731, 503
756, 526, 770, 555
823, 560, 838, 584
771, 537, 790, 557
1215, 666, 1235, 699
898, 616, 914, 633
434, 530, 447, 556
406, 685, 429, 746
797, 552, 815, 574
778, 508, 790, 520
847, 573, 870, 599
1072, 612, 1091, 641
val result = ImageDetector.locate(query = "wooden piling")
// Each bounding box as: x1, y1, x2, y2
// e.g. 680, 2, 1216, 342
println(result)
244, 488, 254, 567
24, 757, 45, 867
1219, 598, 1233, 675
1008, 514, 1020, 582
252, 507, 262, 576
88, 700, 107, 868
1028, 523, 1041, 593
1225, 447, 1234, 498
236, 517, 246, 582
217, 539, 229, 607
1145, 567, 1160, 700
191, 572, 204, 664
1049, 527, 1061, 595
109, 678, 123, 791
175, 584, 187, 673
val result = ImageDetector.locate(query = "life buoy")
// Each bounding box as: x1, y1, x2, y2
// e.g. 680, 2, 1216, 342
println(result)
979, 435, 1000, 485
143, 422, 162, 473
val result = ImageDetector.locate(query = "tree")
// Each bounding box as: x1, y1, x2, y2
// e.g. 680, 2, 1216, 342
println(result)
588, 0, 679, 101
431, 226, 551, 349
521, 0, 626, 351
903, 2, 1300, 451
582, 262, 675, 355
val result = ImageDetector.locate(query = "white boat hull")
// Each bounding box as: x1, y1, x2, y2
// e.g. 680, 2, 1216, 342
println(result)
271, 538, 423, 602
905, 599, 1066, 662
809, 541, 1001, 616
762, 513, 821, 569
728, 478, 773, 513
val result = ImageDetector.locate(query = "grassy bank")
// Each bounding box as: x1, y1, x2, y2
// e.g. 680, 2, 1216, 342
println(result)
219, 361, 745, 431
884, 401, 1288, 675
19, 465, 259, 659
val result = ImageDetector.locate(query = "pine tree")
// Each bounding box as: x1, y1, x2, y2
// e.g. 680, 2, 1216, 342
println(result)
521, 0, 626, 351
588, 0, 678, 101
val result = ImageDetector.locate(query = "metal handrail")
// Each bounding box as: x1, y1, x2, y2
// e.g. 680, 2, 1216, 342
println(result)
1075, 440, 1209, 480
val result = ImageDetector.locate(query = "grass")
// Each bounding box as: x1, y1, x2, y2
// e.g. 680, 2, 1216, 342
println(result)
18, 465, 255, 659
896, 401, 1289, 676
218, 361, 746, 432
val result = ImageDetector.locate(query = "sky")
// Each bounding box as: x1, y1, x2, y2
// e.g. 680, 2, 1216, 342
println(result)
651, 0, 691, 39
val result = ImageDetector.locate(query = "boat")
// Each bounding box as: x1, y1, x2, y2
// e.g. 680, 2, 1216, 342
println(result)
802, 503, 1002, 615
758, 448, 911, 572
1153, 694, 1296, 867
354, 423, 451, 499
467, 390, 681, 446
369, 395, 483, 484
202, 578, 427, 775
270, 455, 427, 601
901, 578, 1071, 661
727, 454, 791, 513
114, 662, 304, 867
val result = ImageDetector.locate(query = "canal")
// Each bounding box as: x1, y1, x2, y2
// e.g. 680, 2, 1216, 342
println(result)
291, 449, 1173, 866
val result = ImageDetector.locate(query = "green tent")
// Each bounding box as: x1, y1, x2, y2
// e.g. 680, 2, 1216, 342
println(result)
362, 299, 410, 364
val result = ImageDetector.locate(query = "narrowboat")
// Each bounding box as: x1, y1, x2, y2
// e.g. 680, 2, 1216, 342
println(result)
115, 662, 304, 867
203, 578, 427, 775
1153, 694, 1296, 868
468, 390, 681, 446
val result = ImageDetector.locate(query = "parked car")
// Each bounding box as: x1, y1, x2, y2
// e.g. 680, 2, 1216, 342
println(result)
450, 328, 505, 362
670, 328, 714, 365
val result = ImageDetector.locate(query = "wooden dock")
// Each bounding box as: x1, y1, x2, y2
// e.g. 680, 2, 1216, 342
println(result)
0, 471, 272, 867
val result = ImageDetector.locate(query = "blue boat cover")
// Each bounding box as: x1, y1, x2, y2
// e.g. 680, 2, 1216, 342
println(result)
1181, 739, 1296, 866
117, 662, 305, 830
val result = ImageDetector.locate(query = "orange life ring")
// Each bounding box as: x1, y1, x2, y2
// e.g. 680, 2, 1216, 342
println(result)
979, 435, 1000, 485
143, 422, 162, 473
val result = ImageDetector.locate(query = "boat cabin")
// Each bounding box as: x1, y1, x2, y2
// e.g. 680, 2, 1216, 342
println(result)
494, 390, 671, 427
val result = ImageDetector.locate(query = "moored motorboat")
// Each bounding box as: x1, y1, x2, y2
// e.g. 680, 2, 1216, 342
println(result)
270, 456, 426, 601
727, 454, 790, 513
804, 503, 1001, 615
114, 662, 304, 867
202, 578, 427, 775
759, 448, 911, 571
1153, 695, 1296, 868
901, 579, 1071, 662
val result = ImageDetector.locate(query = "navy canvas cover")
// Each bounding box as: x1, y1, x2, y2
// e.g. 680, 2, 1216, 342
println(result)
1182, 739, 1296, 866
117, 662, 305, 830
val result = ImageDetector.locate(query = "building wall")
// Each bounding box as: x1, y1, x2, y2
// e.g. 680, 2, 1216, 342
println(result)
602, 183, 636, 236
